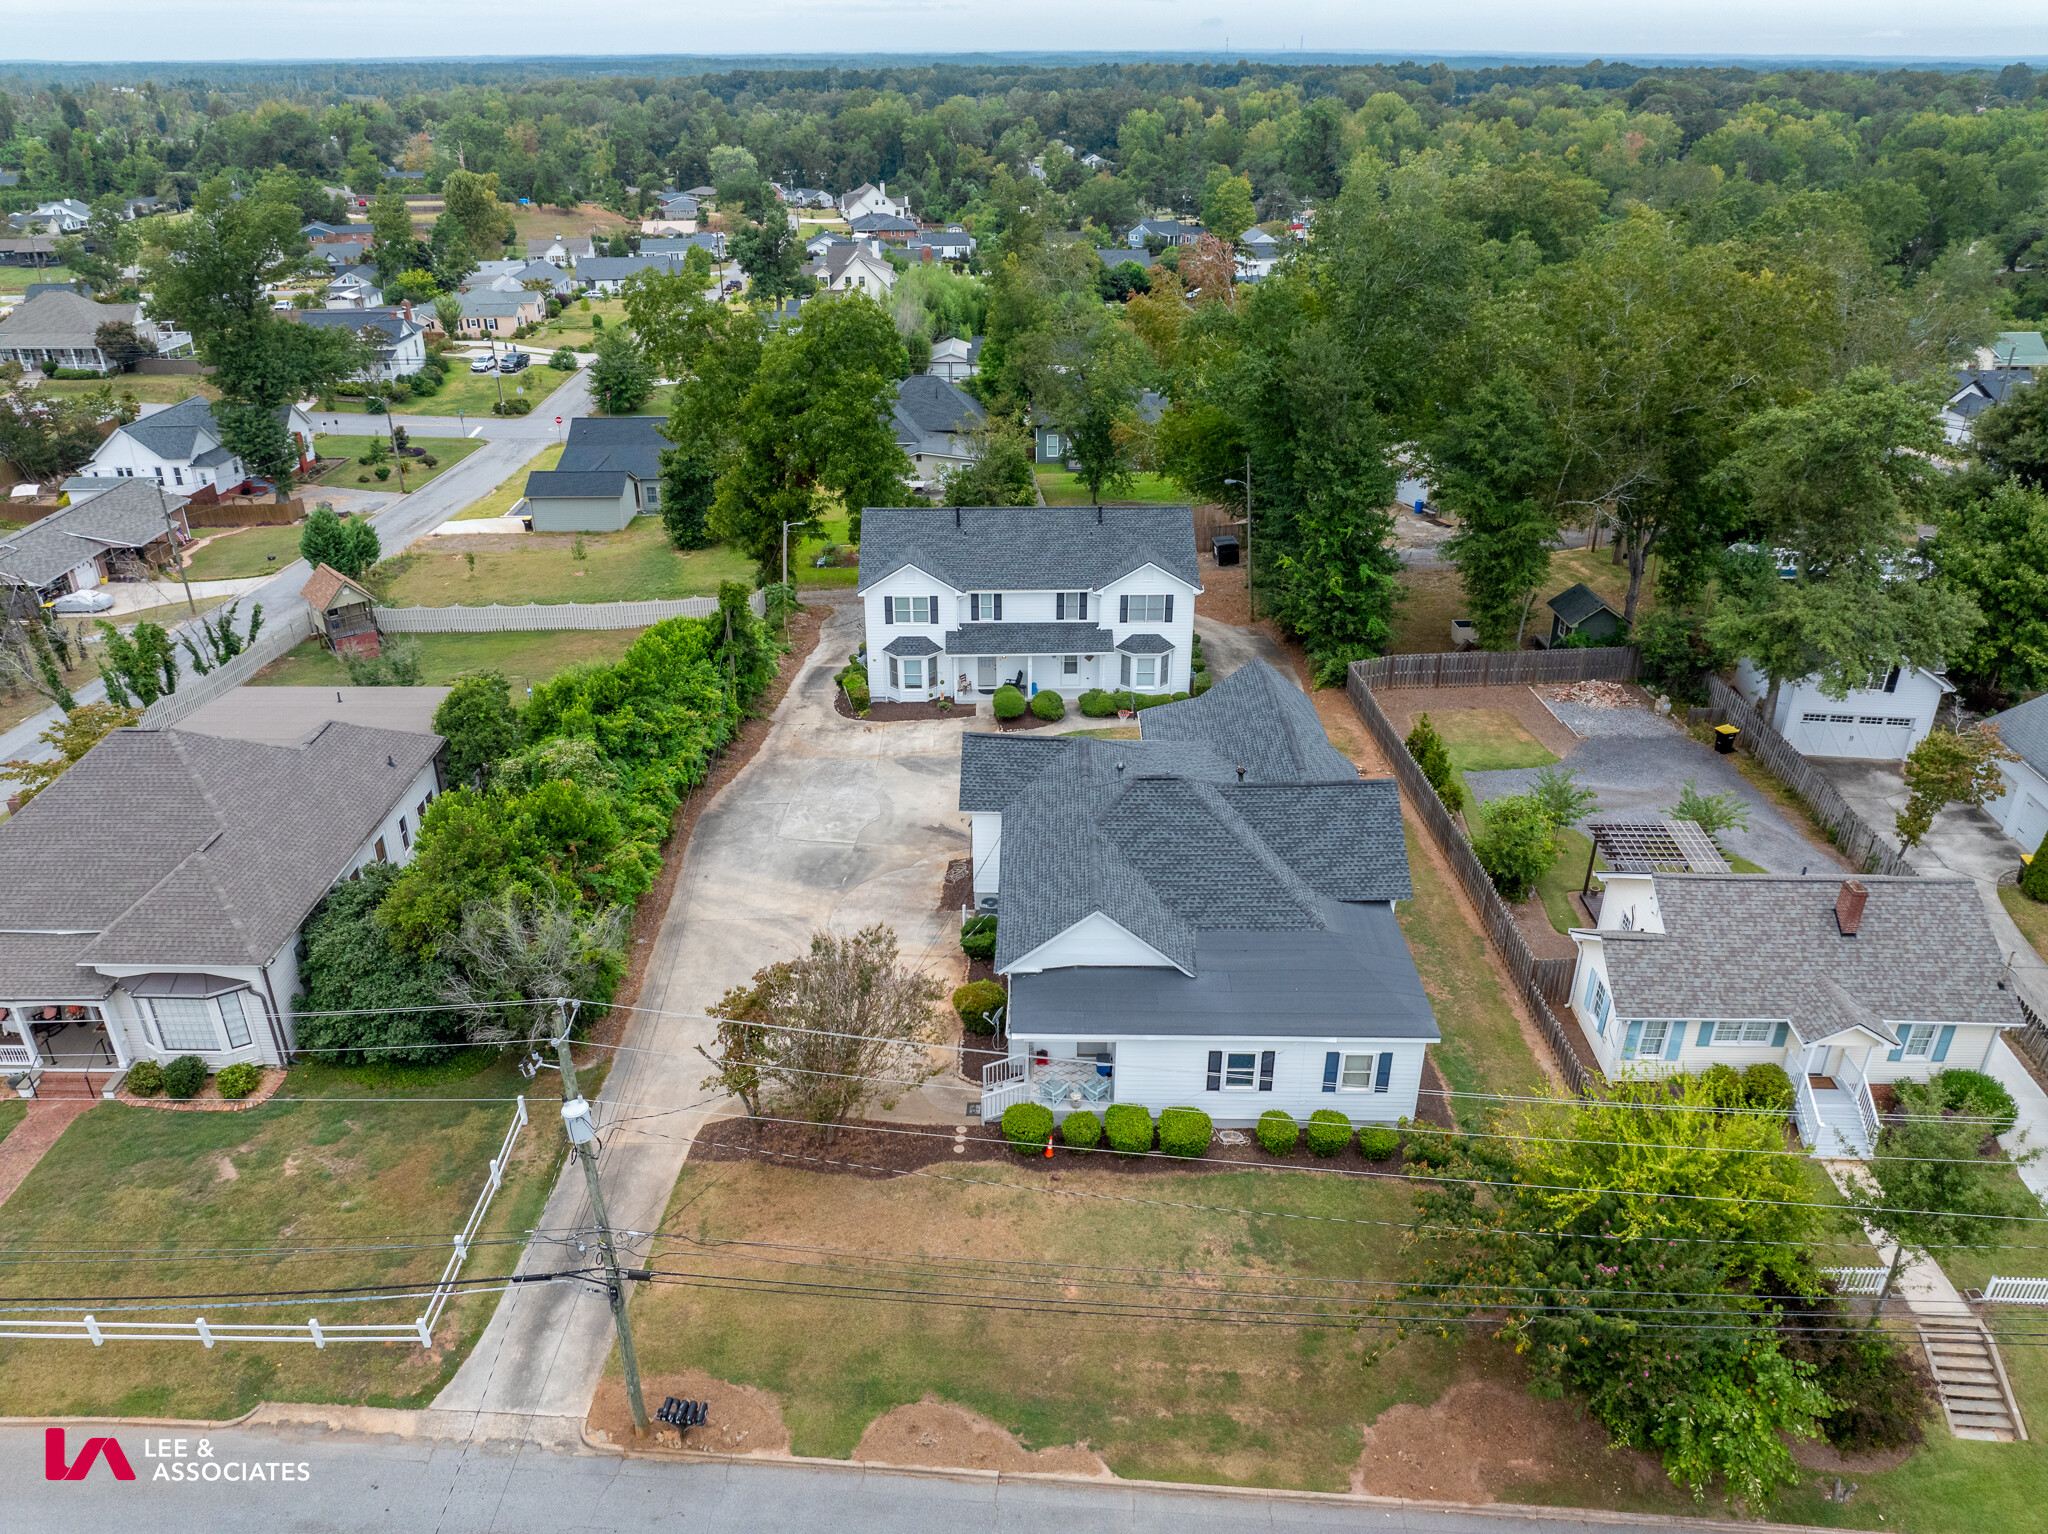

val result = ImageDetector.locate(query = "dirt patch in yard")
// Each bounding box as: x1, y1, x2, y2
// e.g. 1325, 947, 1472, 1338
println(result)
833, 694, 962, 723
853, 1398, 1112, 1477
1353, 1375, 1668, 1504
598, 602, 824, 1044
588, 1369, 791, 1455
937, 855, 972, 912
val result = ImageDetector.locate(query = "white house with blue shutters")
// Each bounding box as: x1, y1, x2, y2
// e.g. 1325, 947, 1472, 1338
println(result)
962, 661, 1440, 1129
858, 503, 1200, 704
1567, 871, 2025, 1158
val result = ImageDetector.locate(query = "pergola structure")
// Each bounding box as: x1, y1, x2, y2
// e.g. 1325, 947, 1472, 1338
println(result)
1581, 817, 1731, 895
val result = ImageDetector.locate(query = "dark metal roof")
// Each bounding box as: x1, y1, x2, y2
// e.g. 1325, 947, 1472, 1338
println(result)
882, 634, 942, 656
943, 622, 1116, 655
861, 503, 1199, 595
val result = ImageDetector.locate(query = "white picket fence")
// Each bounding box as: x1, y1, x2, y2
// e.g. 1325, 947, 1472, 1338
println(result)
1985, 1276, 2048, 1305
377, 592, 763, 633
1823, 1266, 1890, 1296
0, 1097, 528, 1347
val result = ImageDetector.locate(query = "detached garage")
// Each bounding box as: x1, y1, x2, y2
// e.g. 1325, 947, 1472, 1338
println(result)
520, 469, 635, 533
1984, 693, 2048, 854
1731, 659, 1951, 763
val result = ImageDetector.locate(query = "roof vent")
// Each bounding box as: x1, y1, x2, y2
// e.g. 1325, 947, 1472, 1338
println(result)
1835, 879, 1868, 937
954, 506, 961, 527
1236, 765, 1246, 782
1115, 761, 1126, 777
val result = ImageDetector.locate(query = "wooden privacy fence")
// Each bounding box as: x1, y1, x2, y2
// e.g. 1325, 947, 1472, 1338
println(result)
1347, 655, 1598, 1096
185, 498, 305, 528
1355, 647, 1641, 690
1705, 675, 1915, 878
375, 593, 761, 633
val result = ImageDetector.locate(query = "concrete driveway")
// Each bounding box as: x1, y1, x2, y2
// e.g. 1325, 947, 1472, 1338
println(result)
1464, 713, 1835, 875
1810, 756, 2026, 884
433, 600, 974, 1433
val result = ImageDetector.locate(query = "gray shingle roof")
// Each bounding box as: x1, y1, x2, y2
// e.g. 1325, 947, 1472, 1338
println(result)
944, 622, 1116, 655
0, 290, 142, 348
1117, 632, 1173, 653
0, 479, 187, 588
0, 723, 440, 985
111, 394, 221, 462
1985, 693, 2048, 778
295, 307, 422, 342
574, 255, 678, 281
558, 417, 665, 482
959, 734, 1234, 813
1141, 661, 1357, 784
882, 634, 942, 657
524, 469, 628, 499
860, 504, 1199, 595
1547, 582, 1619, 627
1597, 875, 2023, 1041
892, 374, 984, 456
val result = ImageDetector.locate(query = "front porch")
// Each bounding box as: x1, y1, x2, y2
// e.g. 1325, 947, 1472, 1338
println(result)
3, 1005, 122, 1100
981, 1054, 1115, 1120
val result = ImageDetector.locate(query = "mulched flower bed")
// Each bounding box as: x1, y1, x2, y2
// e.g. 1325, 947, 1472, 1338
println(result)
937, 856, 973, 913
832, 693, 963, 722
953, 1025, 1005, 1085
993, 710, 1064, 731
116, 1066, 288, 1112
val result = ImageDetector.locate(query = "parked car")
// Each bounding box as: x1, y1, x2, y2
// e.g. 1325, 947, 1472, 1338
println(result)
469, 355, 496, 374
49, 589, 115, 614
500, 351, 530, 373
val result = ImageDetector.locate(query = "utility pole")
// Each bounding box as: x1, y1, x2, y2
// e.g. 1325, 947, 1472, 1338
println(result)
491, 336, 505, 411
551, 1001, 648, 1435
384, 401, 408, 494
157, 481, 197, 616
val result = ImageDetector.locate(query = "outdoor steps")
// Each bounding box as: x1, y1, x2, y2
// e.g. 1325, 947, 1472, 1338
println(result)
1921, 1320, 2027, 1442
23, 1074, 102, 1102
1809, 1088, 1874, 1158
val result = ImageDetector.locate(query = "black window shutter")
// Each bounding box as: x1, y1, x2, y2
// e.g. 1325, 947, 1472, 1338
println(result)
1375, 1053, 1393, 1093
1056, 592, 1065, 619
1120, 594, 1129, 623
930, 594, 940, 624
1322, 1052, 1339, 1092
993, 593, 1002, 620
1258, 1050, 1275, 1091
1078, 593, 1088, 619
1163, 595, 1174, 622
1205, 1050, 1222, 1092
883, 599, 894, 625
970, 593, 980, 621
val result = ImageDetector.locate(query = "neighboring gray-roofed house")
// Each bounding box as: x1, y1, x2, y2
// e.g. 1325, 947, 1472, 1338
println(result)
1983, 691, 2048, 852
965, 661, 1432, 1127
517, 416, 666, 531
528, 234, 598, 263
520, 470, 635, 533
0, 721, 444, 1082
488, 258, 575, 298
450, 288, 544, 335
0, 479, 189, 596
292, 305, 428, 381
928, 334, 983, 382
637, 233, 728, 260
859, 502, 1200, 704
173, 685, 451, 746
86, 393, 318, 488
1568, 872, 2024, 1158
0, 291, 167, 374
570, 255, 682, 294
892, 374, 984, 484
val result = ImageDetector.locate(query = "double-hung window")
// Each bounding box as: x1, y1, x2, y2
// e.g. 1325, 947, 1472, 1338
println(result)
1710, 1019, 1774, 1045
902, 658, 924, 689
1902, 1023, 1938, 1058
1121, 594, 1169, 623
888, 656, 901, 688
1044, 433, 1061, 458
1630, 1019, 1670, 1059
1062, 655, 1079, 676
1584, 973, 1611, 1035
968, 592, 1002, 621
1055, 592, 1088, 620
1223, 1052, 1257, 1088
1340, 1053, 1375, 1089
890, 596, 933, 625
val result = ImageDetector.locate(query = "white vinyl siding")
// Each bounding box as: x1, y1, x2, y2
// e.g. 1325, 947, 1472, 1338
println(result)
890, 595, 932, 624
1025, 1035, 1426, 1124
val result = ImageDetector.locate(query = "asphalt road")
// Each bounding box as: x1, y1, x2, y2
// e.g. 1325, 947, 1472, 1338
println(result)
1, 1422, 1790, 1533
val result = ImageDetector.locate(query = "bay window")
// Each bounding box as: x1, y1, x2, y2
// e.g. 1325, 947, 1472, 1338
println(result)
145, 991, 260, 1054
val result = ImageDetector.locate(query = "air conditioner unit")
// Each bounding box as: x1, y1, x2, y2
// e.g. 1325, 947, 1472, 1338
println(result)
976, 895, 999, 912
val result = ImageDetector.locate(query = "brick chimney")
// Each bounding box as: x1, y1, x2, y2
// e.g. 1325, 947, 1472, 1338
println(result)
401, 299, 413, 325
1835, 879, 1868, 937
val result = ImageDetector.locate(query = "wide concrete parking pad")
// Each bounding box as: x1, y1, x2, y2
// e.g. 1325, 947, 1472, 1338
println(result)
1810, 755, 2025, 883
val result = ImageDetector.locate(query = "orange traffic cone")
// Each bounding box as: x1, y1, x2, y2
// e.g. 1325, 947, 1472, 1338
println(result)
1044, 1134, 1054, 1158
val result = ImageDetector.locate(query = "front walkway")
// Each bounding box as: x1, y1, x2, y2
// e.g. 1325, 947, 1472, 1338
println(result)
0, 1099, 95, 1209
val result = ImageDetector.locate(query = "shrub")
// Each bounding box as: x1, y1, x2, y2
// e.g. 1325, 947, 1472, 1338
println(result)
1158, 1106, 1213, 1158
1405, 713, 1462, 812
1002, 1101, 1055, 1155
1029, 689, 1065, 721
549, 347, 577, 370
1779, 1297, 1930, 1452
1356, 1125, 1401, 1160
124, 1059, 165, 1096
1305, 1108, 1352, 1157
374, 466, 391, 480
1104, 1103, 1153, 1155
1699, 1061, 1743, 1107
1255, 1108, 1299, 1156
2024, 829, 2048, 901
843, 674, 870, 712
1078, 688, 1117, 717
1900, 1069, 2019, 1135
1742, 1062, 1797, 1115
162, 1055, 208, 1099
1403, 1128, 1458, 1167
952, 979, 1006, 1035
991, 685, 1027, 720
960, 914, 997, 960
365, 396, 386, 414
422, 454, 438, 468
1473, 792, 1555, 902
1060, 1109, 1103, 1149
215, 1062, 262, 1099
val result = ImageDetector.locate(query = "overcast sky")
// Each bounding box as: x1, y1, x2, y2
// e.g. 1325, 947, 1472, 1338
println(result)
7, 3, 2048, 67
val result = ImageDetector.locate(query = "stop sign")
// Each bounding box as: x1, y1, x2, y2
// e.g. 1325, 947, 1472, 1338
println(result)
556, 416, 562, 424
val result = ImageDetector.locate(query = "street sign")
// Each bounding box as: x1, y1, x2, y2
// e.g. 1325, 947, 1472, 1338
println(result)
556, 416, 562, 424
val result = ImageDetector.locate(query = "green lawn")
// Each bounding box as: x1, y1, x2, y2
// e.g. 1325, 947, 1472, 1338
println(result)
1430, 708, 1559, 835
0, 1056, 566, 1418
1035, 468, 1187, 505
0, 1098, 24, 1147
181, 523, 306, 580
331, 365, 573, 419
455, 443, 561, 520
539, 298, 627, 342
314, 432, 484, 491
630, 1157, 1481, 1489
35, 373, 219, 406
251, 629, 648, 690
1396, 823, 1549, 1118
369, 517, 752, 606
628, 383, 673, 417
0, 265, 74, 293
1536, 829, 1600, 934
2001, 885, 2048, 967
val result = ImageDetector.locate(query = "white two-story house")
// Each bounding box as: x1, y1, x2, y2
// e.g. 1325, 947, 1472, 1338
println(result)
1566, 871, 2024, 1157
858, 503, 1201, 705
85, 395, 318, 497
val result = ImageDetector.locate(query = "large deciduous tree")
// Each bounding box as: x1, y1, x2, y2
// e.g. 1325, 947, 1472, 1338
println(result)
1432, 371, 1562, 648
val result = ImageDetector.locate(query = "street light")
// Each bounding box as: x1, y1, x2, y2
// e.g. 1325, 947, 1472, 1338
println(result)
1223, 454, 1253, 620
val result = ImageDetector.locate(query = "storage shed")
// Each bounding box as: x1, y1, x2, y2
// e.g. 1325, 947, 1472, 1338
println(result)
301, 563, 380, 658
1544, 583, 1625, 647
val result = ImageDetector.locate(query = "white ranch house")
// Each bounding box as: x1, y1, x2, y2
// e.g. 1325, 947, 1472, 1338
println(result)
858, 503, 1200, 705
1566, 871, 2024, 1157
967, 661, 1438, 1127
1731, 658, 1950, 762
0, 690, 448, 1096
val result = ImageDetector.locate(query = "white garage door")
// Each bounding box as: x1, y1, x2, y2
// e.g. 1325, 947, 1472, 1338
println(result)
1792, 709, 1917, 761
2013, 792, 2048, 855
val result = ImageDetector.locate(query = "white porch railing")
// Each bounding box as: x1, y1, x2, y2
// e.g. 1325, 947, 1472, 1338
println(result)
981, 1056, 1029, 1121
1824, 1266, 1890, 1296
1795, 1072, 1824, 1152
0, 1096, 528, 1347
1836, 1053, 1883, 1149
1985, 1277, 2048, 1305
0, 1041, 32, 1072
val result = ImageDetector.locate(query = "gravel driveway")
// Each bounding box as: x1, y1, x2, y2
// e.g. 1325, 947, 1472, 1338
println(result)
1465, 711, 1837, 875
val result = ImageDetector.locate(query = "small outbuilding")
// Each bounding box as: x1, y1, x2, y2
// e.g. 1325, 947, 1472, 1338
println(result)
302, 563, 380, 658
1544, 583, 1625, 648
